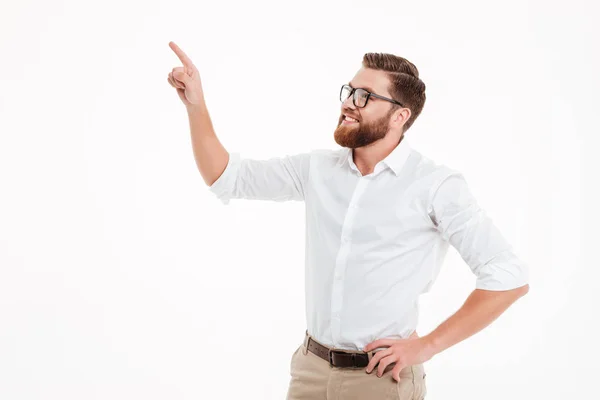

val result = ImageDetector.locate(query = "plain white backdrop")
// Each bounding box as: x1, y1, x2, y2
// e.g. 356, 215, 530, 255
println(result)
1, 0, 598, 399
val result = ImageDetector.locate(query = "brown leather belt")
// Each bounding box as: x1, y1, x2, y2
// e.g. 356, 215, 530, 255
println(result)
304, 330, 370, 368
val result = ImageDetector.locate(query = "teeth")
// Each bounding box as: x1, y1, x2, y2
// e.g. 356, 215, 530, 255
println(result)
345, 116, 358, 122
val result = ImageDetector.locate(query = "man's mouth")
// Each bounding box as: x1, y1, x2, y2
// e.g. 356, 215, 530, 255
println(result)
342, 115, 359, 124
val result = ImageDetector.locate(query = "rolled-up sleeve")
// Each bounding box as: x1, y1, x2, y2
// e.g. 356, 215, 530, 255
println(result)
208, 151, 312, 205
428, 172, 529, 291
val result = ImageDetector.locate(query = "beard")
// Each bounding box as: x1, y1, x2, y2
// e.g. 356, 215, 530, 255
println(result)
333, 109, 393, 149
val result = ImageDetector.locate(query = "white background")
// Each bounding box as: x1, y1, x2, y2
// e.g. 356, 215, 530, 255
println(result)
1, 0, 598, 399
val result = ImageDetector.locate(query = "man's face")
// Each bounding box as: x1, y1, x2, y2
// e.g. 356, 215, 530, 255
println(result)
334, 67, 396, 149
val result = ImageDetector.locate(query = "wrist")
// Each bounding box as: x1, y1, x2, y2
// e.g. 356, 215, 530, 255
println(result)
421, 333, 442, 358
186, 101, 207, 115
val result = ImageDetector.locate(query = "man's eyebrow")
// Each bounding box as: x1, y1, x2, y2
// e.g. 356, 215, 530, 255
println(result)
348, 81, 376, 93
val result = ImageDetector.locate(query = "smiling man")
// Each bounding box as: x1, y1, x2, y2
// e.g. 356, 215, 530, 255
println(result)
167, 42, 529, 400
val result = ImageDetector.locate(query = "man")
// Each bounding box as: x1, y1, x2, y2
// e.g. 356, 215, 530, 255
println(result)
167, 41, 529, 400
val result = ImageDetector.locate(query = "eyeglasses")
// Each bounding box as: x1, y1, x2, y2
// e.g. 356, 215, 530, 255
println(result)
340, 84, 405, 108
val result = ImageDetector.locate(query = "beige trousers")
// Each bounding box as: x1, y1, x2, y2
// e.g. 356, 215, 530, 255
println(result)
286, 332, 427, 400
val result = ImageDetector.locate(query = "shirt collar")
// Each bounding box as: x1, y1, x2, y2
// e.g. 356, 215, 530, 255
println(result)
337, 136, 412, 177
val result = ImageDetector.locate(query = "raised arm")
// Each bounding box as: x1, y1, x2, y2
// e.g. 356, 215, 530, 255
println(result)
167, 41, 228, 186
167, 41, 313, 205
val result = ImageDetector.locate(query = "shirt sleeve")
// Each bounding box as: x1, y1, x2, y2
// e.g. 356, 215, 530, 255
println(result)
428, 172, 529, 291
208, 151, 312, 205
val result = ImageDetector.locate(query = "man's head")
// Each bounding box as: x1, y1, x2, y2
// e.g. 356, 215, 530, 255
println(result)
334, 53, 426, 149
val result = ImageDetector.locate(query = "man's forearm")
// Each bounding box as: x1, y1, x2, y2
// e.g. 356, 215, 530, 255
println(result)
422, 284, 529, 356
187, 103, 230, 187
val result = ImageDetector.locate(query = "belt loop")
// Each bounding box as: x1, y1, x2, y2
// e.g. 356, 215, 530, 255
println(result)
302, 330, 309, 355
328, 349, 334, 367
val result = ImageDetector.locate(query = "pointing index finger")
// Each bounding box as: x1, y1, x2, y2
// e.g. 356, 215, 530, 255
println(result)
169, 41, 193, 68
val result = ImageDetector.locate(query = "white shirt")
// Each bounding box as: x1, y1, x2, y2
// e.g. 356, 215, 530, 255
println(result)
208, 137, 529, 351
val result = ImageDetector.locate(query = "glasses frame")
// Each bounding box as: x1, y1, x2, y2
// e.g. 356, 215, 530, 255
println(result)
340, 84, 405, 108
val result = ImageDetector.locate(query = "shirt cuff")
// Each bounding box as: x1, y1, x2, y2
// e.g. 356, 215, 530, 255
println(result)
473, 256, 530, 291
208, 152, 241, 205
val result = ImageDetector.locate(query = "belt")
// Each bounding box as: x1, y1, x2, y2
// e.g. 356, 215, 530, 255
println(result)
304, 330, 370, 368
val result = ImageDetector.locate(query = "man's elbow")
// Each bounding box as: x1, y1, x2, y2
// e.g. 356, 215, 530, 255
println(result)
514, 283, 529, 297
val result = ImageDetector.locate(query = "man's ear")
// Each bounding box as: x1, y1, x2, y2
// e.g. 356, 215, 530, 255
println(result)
396, 108, 410, 124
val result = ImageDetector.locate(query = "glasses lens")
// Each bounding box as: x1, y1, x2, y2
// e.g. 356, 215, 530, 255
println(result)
355, 89, 368, 107
340, 85, 352, 102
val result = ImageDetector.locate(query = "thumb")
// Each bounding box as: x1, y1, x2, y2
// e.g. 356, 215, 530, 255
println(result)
173, 70, 192, 86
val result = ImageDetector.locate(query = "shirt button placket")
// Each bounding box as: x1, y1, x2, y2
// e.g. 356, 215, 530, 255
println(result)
331, 181, 367, 345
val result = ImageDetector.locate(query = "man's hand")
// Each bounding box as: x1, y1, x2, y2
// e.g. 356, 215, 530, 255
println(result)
363, 336, 436, 382
167, 41, 205, 108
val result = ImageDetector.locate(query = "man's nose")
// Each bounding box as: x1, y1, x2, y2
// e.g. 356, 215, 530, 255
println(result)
342, 95, 356, 110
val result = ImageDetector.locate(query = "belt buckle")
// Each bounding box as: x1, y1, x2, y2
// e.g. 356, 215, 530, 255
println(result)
328, 349, 357, 367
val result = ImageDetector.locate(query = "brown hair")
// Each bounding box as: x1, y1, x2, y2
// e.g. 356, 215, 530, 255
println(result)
362, 53, 426, 135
